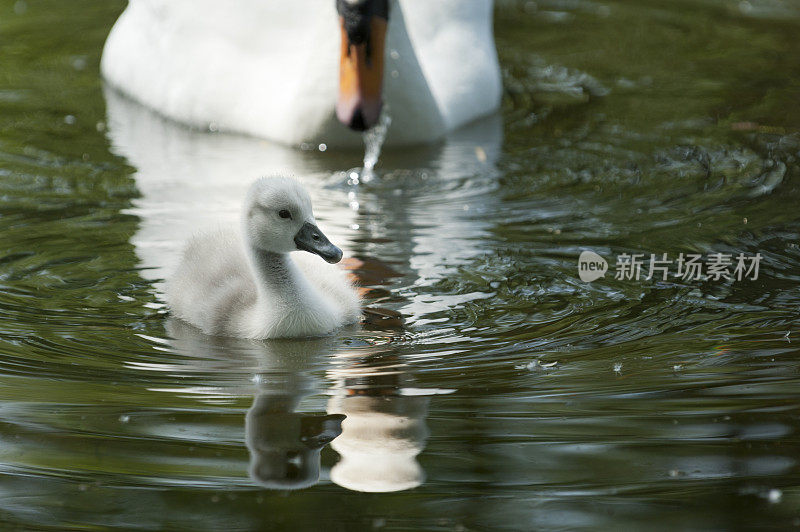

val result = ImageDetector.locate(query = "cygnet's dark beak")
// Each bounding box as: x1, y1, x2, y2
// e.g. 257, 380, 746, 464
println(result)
294, 222, 343, 264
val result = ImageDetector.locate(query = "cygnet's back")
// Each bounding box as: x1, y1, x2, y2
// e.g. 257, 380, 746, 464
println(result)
165, 177, 360, 339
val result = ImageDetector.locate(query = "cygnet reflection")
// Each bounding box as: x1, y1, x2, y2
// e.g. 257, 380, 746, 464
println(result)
165, 318, 348, 490
246, 394, 344, 490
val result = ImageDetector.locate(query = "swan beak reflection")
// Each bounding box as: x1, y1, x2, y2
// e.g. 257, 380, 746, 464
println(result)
335, 0, 389, 131
294, 222, 343, 264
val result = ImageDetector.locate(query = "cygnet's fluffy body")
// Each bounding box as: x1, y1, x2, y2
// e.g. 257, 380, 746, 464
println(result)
166, 177, 360, 338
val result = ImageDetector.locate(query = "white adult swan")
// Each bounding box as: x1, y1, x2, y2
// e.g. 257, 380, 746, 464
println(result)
166, 177, 361, 338
101, 0, 501, 145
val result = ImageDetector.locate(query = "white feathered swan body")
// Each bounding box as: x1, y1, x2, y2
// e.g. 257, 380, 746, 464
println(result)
100, 0, 501, 145
166, 177, 360, 338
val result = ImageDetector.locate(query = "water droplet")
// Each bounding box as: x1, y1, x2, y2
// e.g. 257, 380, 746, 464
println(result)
673, 364, 682, 371
95, 121, 106, 132
389, 49, 399, 60
318, 143, 327, 152
613, 362, 623, 373
64, 115, 76, 125
71, 56, 87, 71
119, 414, 130, 423
350, 223, 360, 230
768, 489, 782, 503
519, 359, 558, 371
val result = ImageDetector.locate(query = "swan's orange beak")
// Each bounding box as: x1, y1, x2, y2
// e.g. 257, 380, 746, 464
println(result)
336, 15, 387, 131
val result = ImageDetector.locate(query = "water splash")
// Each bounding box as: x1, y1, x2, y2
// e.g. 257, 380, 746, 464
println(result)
340, 109, 391, 214
360, 109, 392, 183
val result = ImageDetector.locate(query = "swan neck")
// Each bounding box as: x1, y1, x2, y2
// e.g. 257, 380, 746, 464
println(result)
248, 247, 303, 300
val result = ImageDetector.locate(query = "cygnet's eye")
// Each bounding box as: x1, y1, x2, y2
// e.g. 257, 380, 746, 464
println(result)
278, 209, 292, 220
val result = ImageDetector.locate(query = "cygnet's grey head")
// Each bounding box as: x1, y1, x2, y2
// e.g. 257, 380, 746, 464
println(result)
244, 177, 343, 263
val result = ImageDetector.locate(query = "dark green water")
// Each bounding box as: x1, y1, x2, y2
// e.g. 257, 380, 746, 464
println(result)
1, 0, 799, 529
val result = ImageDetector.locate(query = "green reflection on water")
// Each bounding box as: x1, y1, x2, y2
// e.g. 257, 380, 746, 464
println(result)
0, 0, 799, 530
